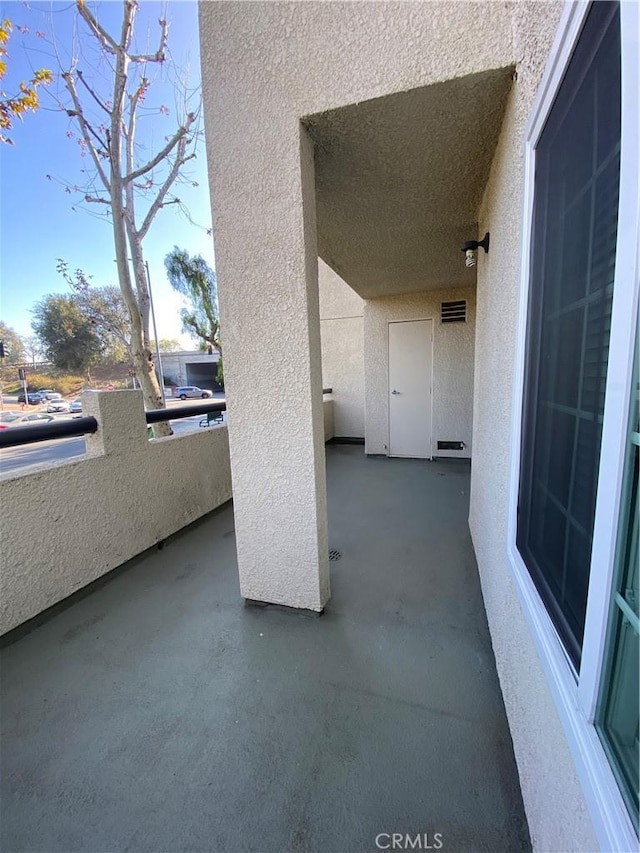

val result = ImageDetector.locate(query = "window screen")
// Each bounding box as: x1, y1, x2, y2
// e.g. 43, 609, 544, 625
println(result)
517, 2, 621, 668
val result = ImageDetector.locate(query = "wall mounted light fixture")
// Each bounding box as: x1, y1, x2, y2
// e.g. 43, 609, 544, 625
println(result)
461, 232, 490, 267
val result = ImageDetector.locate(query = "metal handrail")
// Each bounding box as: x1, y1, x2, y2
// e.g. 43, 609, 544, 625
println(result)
146, 401, 226, 424
0, 401, 228, 450
0, 417, 98, 449
0, 390, 332, 449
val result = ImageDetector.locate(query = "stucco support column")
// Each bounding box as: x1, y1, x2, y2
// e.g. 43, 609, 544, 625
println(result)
209, 123, 330, 612
84, 390, 148, 459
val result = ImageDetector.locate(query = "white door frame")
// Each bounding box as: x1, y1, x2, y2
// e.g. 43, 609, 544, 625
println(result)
387, 318, 434, 459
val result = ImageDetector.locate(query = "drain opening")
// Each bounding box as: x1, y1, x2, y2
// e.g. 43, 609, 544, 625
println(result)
329, 549, 342, 562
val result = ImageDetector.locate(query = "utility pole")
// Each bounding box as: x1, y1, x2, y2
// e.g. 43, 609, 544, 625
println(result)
145, 261, 165, 406
18, 367, 28, 409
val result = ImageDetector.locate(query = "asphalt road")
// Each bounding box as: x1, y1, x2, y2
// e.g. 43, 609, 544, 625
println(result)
0, 436, 87, 476
0, 400, 226, 477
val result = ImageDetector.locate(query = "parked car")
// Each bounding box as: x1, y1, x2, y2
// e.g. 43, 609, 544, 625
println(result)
175, 385, 214, 400
0, 412, 56, 430
70, 399, 83, 414
47, 399, 71, 413
18, 413, 55, 425
22, 389, 56, 402
17, 391, 42, 405
45, 392, 62, 401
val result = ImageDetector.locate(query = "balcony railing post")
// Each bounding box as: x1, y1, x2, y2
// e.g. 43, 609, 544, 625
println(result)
84, 390, 148, 459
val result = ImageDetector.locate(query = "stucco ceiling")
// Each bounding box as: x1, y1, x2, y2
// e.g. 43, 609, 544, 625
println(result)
304, 68, 514, 298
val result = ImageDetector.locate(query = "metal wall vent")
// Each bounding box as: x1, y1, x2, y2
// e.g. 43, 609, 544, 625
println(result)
441, 300, 467, 323
329, 549, 342, 562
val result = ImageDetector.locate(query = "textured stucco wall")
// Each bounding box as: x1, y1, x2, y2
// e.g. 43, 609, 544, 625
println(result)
468, 2, 599, 850
199, 2, 598, 847
198, 0, 533, 613
364, 287, 476, 458
322, 397, 334, 442
319, 260, 364, 438
0, 392, 232, 635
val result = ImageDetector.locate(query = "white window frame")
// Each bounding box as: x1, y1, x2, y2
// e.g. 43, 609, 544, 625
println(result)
507, 1, 640, 849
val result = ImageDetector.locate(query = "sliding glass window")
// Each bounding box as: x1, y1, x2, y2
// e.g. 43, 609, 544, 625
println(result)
596, 331, 639, 827
517, 1, 621, 668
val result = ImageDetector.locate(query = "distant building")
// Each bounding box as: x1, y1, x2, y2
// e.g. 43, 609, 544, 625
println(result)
160, 349, 221, 390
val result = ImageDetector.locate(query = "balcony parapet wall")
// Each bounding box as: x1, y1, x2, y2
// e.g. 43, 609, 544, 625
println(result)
0, 391, 232, 635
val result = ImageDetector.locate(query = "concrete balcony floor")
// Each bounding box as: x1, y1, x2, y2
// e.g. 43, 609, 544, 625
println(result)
1, 445, 530, 853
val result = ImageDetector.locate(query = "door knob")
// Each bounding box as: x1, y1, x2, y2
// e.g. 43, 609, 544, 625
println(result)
391, 389, 400, 395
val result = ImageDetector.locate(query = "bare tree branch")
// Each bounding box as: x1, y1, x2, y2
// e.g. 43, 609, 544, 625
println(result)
118, 0, 136, 55
63, 71, 110, 190
111, 15, 131, 150
130, 17, 169, 64
125, 113, 195, 182
138, 147, 196, 240
76, 69, 111, 115
67, 106, 109, 157
85, 194, 110, 204
126, 79, 146, 178
76, 0, 119, 55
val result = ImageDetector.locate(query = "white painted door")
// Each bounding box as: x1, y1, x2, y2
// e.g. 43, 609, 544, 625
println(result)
388, 320, 432, 458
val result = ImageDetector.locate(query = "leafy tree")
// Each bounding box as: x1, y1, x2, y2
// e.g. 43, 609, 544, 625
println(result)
164, 247, 221, 380
42, 1, 203, 432
32, 294, 102, 372
0, 19, 53, 144
151, 338, 182, 353
0, 322, 25, 363
24, 335, 44, 366
57, 260, 132, 363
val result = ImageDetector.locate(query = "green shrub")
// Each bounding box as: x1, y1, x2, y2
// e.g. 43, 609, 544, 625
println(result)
13, 373, 84, 397
54, 375, 84, 397
21, 373, 58, 392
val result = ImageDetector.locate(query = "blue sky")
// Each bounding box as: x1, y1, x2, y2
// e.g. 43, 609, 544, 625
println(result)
0, 0, 215, 347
